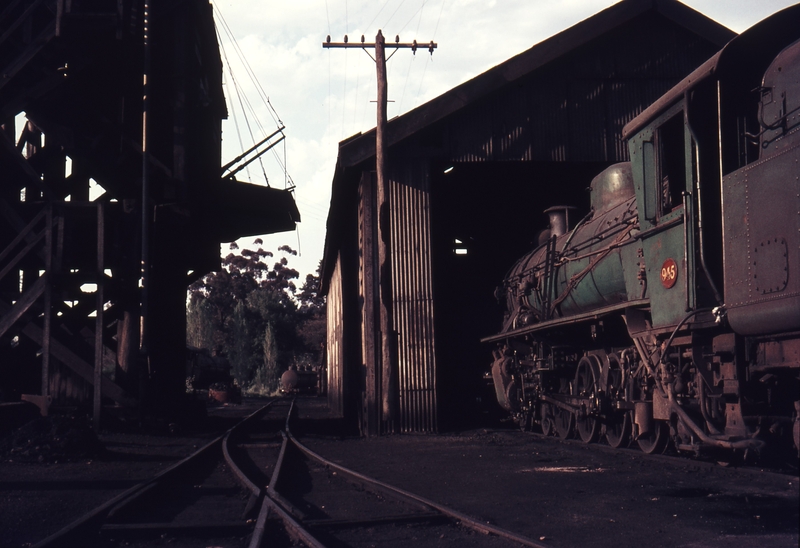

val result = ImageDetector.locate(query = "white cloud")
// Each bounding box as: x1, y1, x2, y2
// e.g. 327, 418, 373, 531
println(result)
213, 0, 797, 278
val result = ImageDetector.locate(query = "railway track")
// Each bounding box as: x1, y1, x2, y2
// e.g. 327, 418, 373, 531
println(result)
32, 399, 548, 547
32, 399, 289, 547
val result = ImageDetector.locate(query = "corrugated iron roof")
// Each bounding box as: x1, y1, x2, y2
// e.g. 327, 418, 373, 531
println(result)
623, 3, 800, 139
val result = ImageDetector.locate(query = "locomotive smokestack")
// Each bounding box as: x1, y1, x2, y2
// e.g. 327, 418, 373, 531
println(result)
544, 206, 576, 237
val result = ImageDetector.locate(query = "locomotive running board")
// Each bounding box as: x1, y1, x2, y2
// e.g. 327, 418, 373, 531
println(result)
480, 298, 649, 344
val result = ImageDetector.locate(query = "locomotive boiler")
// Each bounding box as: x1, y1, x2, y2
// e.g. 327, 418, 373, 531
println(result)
484, 6, 800, 461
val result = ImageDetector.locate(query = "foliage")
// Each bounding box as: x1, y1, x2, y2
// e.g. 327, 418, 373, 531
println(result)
187, 243, 325, 391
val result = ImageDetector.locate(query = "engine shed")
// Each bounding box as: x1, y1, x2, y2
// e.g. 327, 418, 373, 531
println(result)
320, 0, 735, 434
0, 1, 299, 422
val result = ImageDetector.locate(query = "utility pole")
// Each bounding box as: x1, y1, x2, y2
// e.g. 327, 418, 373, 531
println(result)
324, 31, 437, 430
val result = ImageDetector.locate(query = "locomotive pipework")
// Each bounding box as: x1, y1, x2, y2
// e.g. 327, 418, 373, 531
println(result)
483, 7, 800, 463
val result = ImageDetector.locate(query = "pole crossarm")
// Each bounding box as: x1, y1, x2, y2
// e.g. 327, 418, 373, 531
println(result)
323, 37, 437, 55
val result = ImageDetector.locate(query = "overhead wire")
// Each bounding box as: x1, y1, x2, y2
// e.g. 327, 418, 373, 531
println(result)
352, 53, 360, 135
216, 7, 283, 128
215, 12, 282, 185
341, 0, 349, 138
397, 0, 429, 34
417, 0, 445, 101
216, 26, 252, 181
366, 0, 392, 32
213, 4, 330, 264
398, 0, 427, 112
216, 6, 292, 188
233, 70, 270, 184
383, 0, 408, 29
326, 0, 332, 130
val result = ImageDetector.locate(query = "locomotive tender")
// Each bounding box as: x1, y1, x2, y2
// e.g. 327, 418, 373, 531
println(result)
484, 6, 800, 459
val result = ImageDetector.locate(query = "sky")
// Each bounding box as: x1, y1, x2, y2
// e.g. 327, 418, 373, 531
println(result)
210, 0, 798, 280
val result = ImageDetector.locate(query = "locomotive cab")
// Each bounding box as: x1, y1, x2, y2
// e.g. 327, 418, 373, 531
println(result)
627, 102, 707, 328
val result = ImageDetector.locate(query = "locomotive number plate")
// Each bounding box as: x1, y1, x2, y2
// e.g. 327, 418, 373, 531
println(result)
660, 258, 678, 289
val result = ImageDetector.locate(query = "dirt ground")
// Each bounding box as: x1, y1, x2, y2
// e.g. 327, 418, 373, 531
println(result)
0, 401, 252, 548
1, 397, 797, 548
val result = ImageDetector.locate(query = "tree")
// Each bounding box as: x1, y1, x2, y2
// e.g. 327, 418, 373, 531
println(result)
187, 243, 325, 391
295, 262, 327, 365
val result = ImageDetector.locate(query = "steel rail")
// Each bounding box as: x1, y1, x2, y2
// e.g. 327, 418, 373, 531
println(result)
221, 402, 279, 516
33, 400, 275, 548
284, 425, 550, 548
247, 397, 326, 548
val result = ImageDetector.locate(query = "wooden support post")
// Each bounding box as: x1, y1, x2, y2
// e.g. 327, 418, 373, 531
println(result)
41, 205, 52, 398
359, 171, 380, 436
374, 30, 398, 428
140, 0, 151, 356
94, 203, 105, 430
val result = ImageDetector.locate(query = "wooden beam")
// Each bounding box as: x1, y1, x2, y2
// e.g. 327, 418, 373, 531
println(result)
0, 0, 29, 26
42, 206, 52, 397
26, 322, 136, 407
0, 300, 138, 407
0, 207, 45, 265
94, 203, 104, 428
0, 0, 47, 48
0, 227, 45, 284
0, 122, 56, 199
0, 273, 47, 339
0, 20, 56, 93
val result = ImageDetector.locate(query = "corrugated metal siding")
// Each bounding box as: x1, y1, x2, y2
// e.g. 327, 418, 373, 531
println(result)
390, 178, 438, 433
326, 253, 345, 417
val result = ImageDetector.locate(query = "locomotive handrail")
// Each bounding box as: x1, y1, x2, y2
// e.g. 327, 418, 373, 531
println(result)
559, 209, 594, 253
684, 95, 723, 305
549, 223, 638, 316
632, 212, 683, 240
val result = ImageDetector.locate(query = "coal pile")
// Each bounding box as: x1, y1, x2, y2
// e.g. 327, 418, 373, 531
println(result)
0, 414, 102, 463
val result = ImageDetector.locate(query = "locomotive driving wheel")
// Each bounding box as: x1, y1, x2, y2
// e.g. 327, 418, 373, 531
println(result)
605, 412, 632, 448
540, 402, 554, 436
554, 379, 574, 439
554, 405, 574, 439
574, 357, 600, 444
604, 353, 631, 448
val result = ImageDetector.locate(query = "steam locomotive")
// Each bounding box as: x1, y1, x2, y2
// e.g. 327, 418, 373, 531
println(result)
280, 366, 321, 394
484, 6, 800, 460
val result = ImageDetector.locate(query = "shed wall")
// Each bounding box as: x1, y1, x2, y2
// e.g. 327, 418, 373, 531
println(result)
390, 167, 438, 432
326, 253, 345, 416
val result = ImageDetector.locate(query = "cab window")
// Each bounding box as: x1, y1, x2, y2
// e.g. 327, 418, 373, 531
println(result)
656, 113, 686, 216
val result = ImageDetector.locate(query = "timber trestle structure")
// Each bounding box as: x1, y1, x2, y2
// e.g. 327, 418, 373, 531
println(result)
0, 0, 299, 422
0, 202, 135, 410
